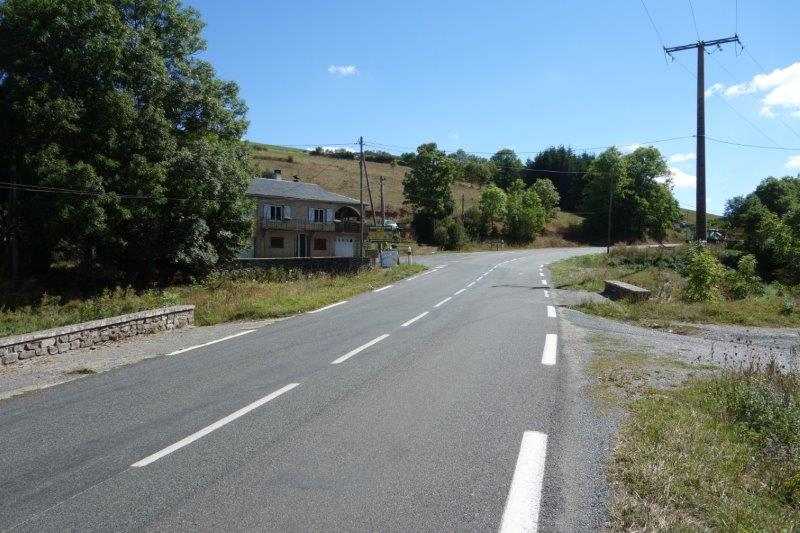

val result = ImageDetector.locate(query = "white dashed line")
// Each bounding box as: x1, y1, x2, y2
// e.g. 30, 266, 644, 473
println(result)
401, 311, 429, 328
131, 383, 299, 467
434, 297, 452, 308
467, 282, 476, 288
544, 290, 550, 298
307, 300, 348, 314
331, 334, 390, 365
541, 279, 547, 286
454, 288, 466, 296
542, 334, 557, 365
500, 431, 549, 533
373, 285, 393, 293
166, 330, 255, 356
547, 305, 556, 318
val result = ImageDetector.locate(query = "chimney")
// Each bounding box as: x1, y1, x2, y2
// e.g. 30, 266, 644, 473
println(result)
293, 175, 300, 182
273, 169, 282, 180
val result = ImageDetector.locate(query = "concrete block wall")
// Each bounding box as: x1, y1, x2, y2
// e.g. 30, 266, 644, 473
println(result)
0, 305, 194, 366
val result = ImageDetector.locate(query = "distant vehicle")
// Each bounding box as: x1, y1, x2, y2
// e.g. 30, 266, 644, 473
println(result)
707, 229, 724, 243
382, 219, 399, 230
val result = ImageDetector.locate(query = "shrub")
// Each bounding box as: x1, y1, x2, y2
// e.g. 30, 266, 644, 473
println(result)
724, 254, 764, 300
433, 219, 466, 250
681, 245, 725, 302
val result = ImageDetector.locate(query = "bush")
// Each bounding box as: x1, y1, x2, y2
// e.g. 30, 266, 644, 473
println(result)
433, 219, 466, 250
724, 254, 764, 300
681, 245, 725, 302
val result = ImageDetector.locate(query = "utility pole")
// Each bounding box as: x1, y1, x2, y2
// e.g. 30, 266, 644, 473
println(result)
664, 35, 740, 242
9, 170, 18, 288
461, 193, 465, 221
607, 175, 613, 254
379, 176, 385, 227
358, 136, 365, 258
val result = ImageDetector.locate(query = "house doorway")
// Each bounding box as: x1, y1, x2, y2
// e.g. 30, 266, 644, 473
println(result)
297, 234, 308, 257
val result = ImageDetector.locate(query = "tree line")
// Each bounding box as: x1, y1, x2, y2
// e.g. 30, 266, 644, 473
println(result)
402, 143, 682, 248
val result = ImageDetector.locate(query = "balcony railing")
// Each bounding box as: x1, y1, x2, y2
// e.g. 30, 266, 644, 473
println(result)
262, 219, 334, 232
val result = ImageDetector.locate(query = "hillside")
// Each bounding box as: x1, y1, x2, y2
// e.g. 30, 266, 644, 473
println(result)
248, 142, 484, 220
681, 208, 722, 225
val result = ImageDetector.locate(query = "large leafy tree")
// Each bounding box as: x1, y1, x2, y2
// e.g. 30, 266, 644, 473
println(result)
525, 146, 594, 211
403, 143, 455, 243
531, 178, 560, 220
0, 0, 251, 284
479, 184, 507, 232
581, 147, 679, 243
504, 179, 546, 244
490, 148, 524, 189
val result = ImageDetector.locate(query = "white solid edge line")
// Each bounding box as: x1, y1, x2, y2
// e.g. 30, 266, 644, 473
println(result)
542, 334, 558, 366
331, 334, 390, 365
132, 383, 299, 467
434, 296, 452, 308
167, 330, 256, 356
454, 288, 466, 296
401, 311, 429, 327
467, 281, 476, 287
544, 290, 550, 298
541, 279, 548, 286
547, 305, 557, 318
373, 284, 393, 293
307, 300, 348, 314
500, 431, 549, 533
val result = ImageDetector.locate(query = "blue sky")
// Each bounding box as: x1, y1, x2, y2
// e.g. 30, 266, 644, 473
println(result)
186, 0, 800, 214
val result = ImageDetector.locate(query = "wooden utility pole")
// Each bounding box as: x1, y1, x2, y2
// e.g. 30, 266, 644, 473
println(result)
358, 136, 365, 258
9, 171, 19, 288
606, 175, 613, 254
379, 176, 385, 226
665, 35, 740, 242
461, 193, 465, 221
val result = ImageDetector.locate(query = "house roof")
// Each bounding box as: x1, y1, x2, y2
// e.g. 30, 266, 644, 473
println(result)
247, 178, 360, 206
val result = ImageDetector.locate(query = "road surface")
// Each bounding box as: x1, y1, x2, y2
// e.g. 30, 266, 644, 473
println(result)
0, 247, 608, 531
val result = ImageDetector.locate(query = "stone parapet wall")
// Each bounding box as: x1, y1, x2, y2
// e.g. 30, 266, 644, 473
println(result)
0, 305, 194, 366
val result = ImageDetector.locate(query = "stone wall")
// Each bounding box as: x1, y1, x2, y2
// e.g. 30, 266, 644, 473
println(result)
0, 305, 194, 366
231, 257, 371, 274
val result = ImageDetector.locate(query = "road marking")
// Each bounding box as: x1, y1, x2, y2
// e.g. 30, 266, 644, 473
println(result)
434, 296, 452, 308
131, 383, 299, 467
542, 334, 557, 365
544, 290, 550, 298
166, 330, 255, 356
331, 334, 390, 365
373, 285, 393, 293
500, 431, 549, 533
307, 300, 347, 314
541, 279, 547, 286
401, 311, 429, 327
454, 288, 466, 296
467, 281, 476, 288
547, 305, 556, 318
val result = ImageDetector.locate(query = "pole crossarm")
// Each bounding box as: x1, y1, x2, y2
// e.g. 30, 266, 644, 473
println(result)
664, 35, 740, 55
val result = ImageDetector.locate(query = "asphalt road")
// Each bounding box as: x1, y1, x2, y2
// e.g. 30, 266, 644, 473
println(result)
0, 247, 606, 531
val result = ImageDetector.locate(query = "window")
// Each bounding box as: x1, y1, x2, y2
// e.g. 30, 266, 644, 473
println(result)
270, 237, 284, 248
313, 208, 325, 223
270, 205, 283, 220
314, 238, 327, 251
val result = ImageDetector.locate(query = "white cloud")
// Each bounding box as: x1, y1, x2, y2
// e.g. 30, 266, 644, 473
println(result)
669, 152, 696, 164
705, 82, 725, 97
719, 61, 800, 117
657, 167, 696, 188
786, 155, 800, 170
448, 131, 460, 141
327, 65, 358, 77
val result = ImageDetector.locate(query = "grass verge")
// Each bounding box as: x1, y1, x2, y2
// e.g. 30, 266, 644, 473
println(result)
551, 248, 800, 327
0, 264, 425, 337
588, 335, 800, 530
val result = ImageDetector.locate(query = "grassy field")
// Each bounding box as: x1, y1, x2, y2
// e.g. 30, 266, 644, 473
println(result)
550, 247, 800, 327
589, 336, 800, 530
0, 265, 424, 337
248, 143, 484, 219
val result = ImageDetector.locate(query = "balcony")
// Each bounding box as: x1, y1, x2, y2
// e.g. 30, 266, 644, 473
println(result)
262, 219, 335, 232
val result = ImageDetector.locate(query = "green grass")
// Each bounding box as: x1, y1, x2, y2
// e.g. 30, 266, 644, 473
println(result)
611, 375, 800, 530
550, 248, 800, 327
0, 265, 425, 337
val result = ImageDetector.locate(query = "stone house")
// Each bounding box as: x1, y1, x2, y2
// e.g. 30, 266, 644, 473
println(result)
247, 171, 363, 258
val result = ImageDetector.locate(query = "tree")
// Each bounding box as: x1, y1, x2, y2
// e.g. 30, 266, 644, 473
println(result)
531, 179, 560, 219
462, 206, 489, 241
490, 148, 524, 189
526, 146, 594, 211
403, 143, 455, 243
461, 160, 496, 184
0, 0, 251, 284
581, 147, 679, 243
479, 185, 507, 233
504, 179, 546, 244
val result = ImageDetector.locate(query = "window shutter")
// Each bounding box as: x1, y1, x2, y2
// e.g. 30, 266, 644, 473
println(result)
326, 209, 332, 223
261, 204, 269, 225
283, 205, 290, 219
308, 208, 314, 222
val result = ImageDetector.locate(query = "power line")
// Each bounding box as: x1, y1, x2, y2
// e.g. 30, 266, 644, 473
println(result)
687, 0, 701, 40
0, 181, 188, 201
639, 0, 666, 48
705, 136, 800, 151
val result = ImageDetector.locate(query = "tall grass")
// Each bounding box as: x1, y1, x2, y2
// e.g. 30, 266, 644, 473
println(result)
0, 265, 424, 337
